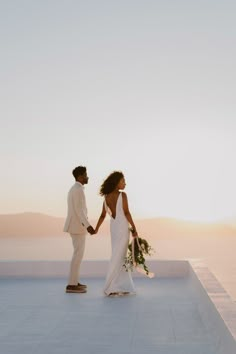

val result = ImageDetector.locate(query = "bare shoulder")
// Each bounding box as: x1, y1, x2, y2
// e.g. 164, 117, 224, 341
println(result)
121, 191, 128, 202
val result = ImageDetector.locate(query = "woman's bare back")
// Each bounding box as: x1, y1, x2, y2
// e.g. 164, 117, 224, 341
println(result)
105, 192, 121, 219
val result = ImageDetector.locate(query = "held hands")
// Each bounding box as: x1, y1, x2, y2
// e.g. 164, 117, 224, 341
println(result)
87, 225, 96, 235
87, 225, 101, 236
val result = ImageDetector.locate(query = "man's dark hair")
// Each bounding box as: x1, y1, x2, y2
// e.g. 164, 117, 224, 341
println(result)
72, 166, 87, 180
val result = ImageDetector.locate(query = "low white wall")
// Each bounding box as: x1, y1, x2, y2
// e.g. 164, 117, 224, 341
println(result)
189, 260, 236, 354
0, 259, 189, 278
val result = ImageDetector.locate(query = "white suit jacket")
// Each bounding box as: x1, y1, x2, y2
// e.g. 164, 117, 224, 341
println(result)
63, 182, 90, 235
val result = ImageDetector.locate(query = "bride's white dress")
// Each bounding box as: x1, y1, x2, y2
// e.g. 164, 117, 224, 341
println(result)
103, 192, 136, 296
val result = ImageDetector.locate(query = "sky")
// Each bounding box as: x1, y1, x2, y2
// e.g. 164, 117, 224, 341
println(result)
1, 0, 236, 222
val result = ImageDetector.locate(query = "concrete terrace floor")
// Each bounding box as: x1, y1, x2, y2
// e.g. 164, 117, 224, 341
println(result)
0, 276, 223, 354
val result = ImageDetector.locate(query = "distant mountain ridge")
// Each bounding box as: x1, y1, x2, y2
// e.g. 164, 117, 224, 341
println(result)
0, 213, 66, 237
0, 212, 111, 238
0, 212, 235, 238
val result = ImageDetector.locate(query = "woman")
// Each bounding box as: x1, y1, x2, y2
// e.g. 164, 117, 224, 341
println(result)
95, 171, 137, 296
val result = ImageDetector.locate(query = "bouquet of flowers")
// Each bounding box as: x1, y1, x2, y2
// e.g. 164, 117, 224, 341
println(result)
123, 228, 155, 278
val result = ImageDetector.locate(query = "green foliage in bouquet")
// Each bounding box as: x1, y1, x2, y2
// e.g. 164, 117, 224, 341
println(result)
123, 236, 154, 275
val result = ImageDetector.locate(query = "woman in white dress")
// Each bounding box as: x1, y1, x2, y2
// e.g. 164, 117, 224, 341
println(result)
95, 171, 138, 296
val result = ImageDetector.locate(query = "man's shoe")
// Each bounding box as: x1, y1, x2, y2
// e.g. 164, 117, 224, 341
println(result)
77, 283, 87, 288
66, 285, 87, 293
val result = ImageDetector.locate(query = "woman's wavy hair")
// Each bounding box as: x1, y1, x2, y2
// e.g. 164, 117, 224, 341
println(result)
99, 171, 124, 196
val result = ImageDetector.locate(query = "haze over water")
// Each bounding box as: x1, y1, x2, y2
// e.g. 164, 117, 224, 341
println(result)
0, 214, 235, 301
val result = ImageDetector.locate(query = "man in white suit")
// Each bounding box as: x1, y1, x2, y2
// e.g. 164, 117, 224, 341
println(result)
64, 166, 95, 293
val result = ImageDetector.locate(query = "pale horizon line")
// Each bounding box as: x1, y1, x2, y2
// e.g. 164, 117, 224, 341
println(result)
0, 210, 235, 226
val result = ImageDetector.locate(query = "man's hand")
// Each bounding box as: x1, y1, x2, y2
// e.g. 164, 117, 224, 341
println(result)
87, 225, 96, 235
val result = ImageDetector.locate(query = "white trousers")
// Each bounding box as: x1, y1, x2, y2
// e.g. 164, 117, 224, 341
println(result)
68, 233, 86, 285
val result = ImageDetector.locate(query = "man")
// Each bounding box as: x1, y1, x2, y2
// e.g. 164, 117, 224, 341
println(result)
63, 166, 95, 293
